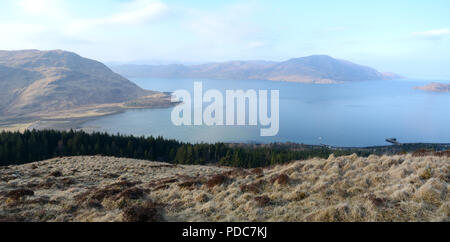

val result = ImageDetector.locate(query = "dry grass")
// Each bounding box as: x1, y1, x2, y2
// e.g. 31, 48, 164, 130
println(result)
206, 174, 230, 188
122, 201, 165, 222
0, 154, 448, 222
254, 196, 271, 207
5, 189, 34, 201
271, 174, 290, 185
240, 184, 261, 194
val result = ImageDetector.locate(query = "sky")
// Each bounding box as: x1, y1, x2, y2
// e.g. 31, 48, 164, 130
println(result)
0, 0, 449, 79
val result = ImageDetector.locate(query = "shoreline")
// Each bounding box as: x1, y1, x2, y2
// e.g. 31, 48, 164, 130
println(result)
2, 114, 449, 151
2, 117, 449, 152
0, 100, 178, 133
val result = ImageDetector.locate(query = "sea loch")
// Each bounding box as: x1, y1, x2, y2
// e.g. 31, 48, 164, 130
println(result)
82, 78, 450, 147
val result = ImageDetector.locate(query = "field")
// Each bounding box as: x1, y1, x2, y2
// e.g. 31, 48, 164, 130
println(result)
0, 154, 448, 222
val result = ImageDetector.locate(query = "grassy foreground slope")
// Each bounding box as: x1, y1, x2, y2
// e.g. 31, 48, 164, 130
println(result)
0, 154, 448, 222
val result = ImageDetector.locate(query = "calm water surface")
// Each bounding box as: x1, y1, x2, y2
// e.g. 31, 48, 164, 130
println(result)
83, 78, 450, 147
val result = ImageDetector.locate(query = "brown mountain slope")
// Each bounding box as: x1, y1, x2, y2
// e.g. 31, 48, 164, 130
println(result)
0, 50, 171, 120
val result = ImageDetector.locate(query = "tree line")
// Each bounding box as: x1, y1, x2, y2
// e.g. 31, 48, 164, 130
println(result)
0, 130, 360, 168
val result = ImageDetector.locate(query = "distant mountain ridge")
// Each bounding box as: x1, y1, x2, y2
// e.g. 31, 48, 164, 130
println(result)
111, 55, 402, 84
0, 49, 171, 120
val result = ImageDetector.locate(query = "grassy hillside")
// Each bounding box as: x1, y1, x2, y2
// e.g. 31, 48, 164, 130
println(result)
0, 154, 448, 222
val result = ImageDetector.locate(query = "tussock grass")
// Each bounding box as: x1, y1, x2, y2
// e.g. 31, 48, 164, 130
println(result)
0, 154, 448, 222
206, 174, 230, 188
271, 174, 290, 185
122, 201, 165, 222
5, 189, 34, 201
49, 171, 63, 177
254, 196, 271, 207
240, 184, 261, 194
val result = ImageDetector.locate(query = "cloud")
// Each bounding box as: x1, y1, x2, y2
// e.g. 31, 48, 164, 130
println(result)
248, 41, 265, 48
0, 23, 48, 49
103, 0, 167, 24
15, 0, 167, 35
325, 26, 346, 32
413, 28, 450, 39
17, 0, 68, 19
3, 0, 168, 53
0, 23, 93, 51
68, 0, 167, 34
178, 3, 272, 59
4, 0, 269, 62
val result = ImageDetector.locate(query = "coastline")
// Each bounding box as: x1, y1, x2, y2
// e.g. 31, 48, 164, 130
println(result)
0, 94, 178, 133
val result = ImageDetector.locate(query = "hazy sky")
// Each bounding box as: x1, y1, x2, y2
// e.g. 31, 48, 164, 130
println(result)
1, 0, 449, 79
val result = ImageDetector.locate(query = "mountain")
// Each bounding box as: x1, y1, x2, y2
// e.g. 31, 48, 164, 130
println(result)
414, 82, 450, 93
111, 55, 401, 84
0, 50, 172, 120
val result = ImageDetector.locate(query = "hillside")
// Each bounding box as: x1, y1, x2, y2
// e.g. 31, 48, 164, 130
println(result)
0, 154, 448, 222
111, 55, 402, 84
0, 50, 173, 122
